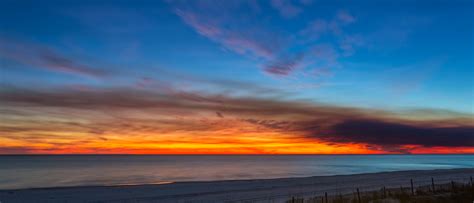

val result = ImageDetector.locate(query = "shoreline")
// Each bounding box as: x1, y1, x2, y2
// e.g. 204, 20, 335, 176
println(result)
1, 168, 473, 202
1, 167, 473, 191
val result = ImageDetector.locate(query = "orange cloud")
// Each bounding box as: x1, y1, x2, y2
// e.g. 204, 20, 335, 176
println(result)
0, 86, 473, 154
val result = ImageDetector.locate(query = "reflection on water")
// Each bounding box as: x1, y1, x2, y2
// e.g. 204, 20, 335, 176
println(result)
0, 155, 472, 189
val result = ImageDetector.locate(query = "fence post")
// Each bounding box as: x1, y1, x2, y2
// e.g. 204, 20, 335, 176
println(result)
325, 192, 328, 203
451, 180, 455, 192
321, 196, 323, 203
471, 176, 473, 186
383, 186, 386, 198
356, 188, 361, 203
431, 177, 435, 193
410, 179, 414, 196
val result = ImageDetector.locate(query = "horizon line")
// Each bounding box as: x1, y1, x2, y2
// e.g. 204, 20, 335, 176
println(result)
1, 153, 473, 156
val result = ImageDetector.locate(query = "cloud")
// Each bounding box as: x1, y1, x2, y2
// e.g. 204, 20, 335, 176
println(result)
244, 119, 291, 130
136, 77, 158, 88
1, 84, 472, 152
246, 117, 474, 150
0, 146, 34, 154
264, 53, 304, 76
174, 2, 278, 60
336, 10, 356, 24
172, 2, 361, 78
320, 119, 474, 147
0, 38, 111, 78
300, 10, 356, 38
270, 0, 302, 18
174, 9, 222, 38
216, 112, 224, 118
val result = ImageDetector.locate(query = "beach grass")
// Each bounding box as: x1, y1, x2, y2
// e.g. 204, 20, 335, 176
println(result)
285, 181, 474, 203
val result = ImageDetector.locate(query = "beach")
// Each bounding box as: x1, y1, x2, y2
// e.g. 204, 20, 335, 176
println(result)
1, 0, 473, 202
1, 168, 472, 202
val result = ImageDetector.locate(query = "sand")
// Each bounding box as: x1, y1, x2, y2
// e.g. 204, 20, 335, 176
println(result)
0, 168, 473, 203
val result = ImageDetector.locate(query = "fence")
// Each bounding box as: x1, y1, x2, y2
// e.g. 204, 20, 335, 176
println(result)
218, 176, 474, 203
100, 175, 474, 203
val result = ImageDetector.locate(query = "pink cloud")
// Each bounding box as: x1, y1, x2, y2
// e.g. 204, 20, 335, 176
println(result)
337, 10, 356, 24
271, 0, 302, 18
264, 53, 304, 76
175, 9, 278, 60
0, 38, 110, 78
175, 9, 222, 38
221, 34, 275, 59
173, 2, 362, 78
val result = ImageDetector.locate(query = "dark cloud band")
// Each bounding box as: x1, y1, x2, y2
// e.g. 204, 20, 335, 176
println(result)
1, 86, 473, 150
319, 119, 474, 147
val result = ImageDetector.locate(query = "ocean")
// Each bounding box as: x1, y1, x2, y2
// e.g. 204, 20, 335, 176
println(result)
0, 155, 472, 189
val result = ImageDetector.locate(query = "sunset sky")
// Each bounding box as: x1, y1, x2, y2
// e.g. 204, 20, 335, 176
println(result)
0, 0, 473, 154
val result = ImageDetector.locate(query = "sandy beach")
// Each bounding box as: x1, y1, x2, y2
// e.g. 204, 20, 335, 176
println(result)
0, 168, 472, 203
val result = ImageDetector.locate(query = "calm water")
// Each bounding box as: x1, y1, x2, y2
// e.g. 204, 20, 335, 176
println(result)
0, 155, 473, 189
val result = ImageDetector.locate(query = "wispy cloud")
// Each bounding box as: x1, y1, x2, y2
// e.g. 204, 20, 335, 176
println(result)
172, 0, 372, 81
0, 38, 111, 78
264, 53, 304, 76
336, 10, 356, 24
174, 8, 278, 60
270, 0, 303, 18
172, 1, 362, 78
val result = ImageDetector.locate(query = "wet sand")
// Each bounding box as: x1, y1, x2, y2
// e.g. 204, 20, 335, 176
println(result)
1, 168, 473, 203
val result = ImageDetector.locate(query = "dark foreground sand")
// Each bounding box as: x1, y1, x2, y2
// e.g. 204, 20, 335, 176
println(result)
1, 168, 473, 203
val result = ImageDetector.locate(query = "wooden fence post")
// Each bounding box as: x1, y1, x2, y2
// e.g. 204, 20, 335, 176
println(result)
325, 192, 328, 203
431, 177, 435, 193
357, 188, 361, 203
383, 186, 386, 198
410, 179, 414, 195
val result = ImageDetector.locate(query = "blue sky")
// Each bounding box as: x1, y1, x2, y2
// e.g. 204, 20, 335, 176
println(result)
1, 0, 473, 112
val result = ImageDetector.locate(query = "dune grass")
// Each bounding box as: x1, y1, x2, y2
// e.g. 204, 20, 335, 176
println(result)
286, 181, 474, 203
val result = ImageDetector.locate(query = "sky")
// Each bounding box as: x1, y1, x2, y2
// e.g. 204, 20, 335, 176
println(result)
0, 0, 473, 154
